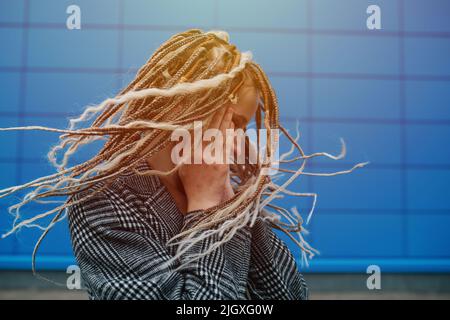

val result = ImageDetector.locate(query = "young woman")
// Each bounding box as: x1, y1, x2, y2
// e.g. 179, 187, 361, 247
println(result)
65, 29, 309, 300
66, 69, 309, 299
0, 28, 367, 300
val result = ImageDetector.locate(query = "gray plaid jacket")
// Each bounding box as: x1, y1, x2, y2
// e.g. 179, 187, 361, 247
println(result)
67, 159, 308, 300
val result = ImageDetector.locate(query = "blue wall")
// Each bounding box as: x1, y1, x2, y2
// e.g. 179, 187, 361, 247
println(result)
1, 0, 450, 273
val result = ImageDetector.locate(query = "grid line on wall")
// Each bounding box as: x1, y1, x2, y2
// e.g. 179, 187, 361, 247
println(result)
305, 0, 315, 243
116, 0, 125, 91
398, 0, 408, 256
12, 0, 30, 256
2, 21, 450, 39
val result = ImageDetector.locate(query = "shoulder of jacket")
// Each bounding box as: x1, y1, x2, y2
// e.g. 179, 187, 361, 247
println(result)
68, 179, 124, 232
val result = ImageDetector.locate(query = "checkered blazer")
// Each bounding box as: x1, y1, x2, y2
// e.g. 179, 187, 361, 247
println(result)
67, 159, 308, 300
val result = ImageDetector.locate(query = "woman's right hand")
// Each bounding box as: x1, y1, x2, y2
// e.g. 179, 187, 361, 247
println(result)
178, 105, 235, 213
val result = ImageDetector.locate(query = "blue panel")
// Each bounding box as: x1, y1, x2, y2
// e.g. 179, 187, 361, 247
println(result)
0, 116, 18, 159
313, 0, 399, 31
405, 38, 450, 76
12, 161, 72, 255
269, 169, 315, 214
230, 32, 308, 73
407, 125, 450, 165
309, 213, 403, 257
0, 28, 23, 67
21, 117, 67, 161
120, 70, 137, 88
406, 81, 450, 121
14, 204, 74, 255
28, 29, 118, 69
19, 159, 58, 185
277, 120, 312, 157
313, 78, 401, 119
409, 214, 450, 257
271, 76, 308, 119
312, 122, 402, 165
123, 30, 177, 69
0, 162, 18, 256
404, 0, 450, 33
407, 169, 450, 210
29, 0, 119, 24
21, 115, 105, 165
0, 72, 21, 112
0, 0, 24, 23
0, 162, 18, 255
313, 35, 399, 75
218, 0, 308, 29
0, 162, 16, 190
313, 167, 402, 210
277, 120, 311, 159
26, 72, 118, 114
124, 0, 214, 27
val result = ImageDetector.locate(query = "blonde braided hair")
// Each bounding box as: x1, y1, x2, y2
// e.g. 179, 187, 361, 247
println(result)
0, 29, 369, 280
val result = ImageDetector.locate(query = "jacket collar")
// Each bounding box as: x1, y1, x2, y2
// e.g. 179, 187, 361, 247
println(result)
118, 158, 162, 195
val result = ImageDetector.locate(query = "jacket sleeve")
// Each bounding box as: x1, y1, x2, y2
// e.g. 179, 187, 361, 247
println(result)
67, 189, 252, 300
246, 215, 309, 300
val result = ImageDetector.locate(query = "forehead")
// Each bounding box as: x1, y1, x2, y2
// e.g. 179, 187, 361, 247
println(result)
241, 69, 256, 88
230, 70, 260, 125
238, 71, 259, 102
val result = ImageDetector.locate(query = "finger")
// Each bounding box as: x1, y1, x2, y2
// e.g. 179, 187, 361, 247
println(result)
190, 124, 204, 165
232, 130, 246, 165
248, 140, 259, 165
219, 106, 234, 136
209, 105, 228, 130
226, 121, 235, 164
220, 107, 234, 164
231, 130, 243, 162
229, 120, 235, 131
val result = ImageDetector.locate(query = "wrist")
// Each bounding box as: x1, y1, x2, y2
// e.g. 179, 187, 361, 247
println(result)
187, 198, 221, 212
